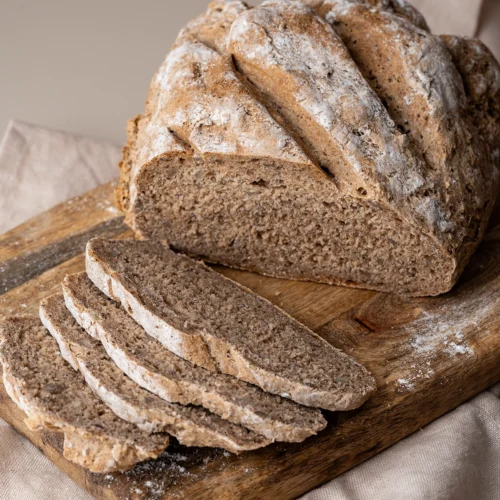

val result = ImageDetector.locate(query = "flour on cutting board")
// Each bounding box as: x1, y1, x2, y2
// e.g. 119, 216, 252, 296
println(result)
95, 198, 121, 214
103, 447, 260, 500
396, 298, 496, 392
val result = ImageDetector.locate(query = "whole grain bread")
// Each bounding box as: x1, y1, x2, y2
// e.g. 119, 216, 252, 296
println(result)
40, 294, 271, 453
85, 238, 376, 411
0, 316, 169, 473
117, 0, 500, 296
63, 272, 327, 442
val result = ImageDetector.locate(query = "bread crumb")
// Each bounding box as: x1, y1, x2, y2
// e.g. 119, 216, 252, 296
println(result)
444, 341, 474, 355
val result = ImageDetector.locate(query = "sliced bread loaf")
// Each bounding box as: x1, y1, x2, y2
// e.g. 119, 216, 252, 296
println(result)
118, 0, 500, 297
62, 272, 327, 442
0, 316, 169, 473
86, 238, 377, 411
40, 293, 270, 453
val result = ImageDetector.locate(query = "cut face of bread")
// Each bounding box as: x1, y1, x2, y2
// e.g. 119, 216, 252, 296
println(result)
85, 238, 376, 411
0, 317, 169, 473
62, 272, 327, 442
40, 294, 272, 453
118, 0, 500, 296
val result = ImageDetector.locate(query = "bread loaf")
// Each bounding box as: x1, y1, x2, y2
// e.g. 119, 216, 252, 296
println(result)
117, 0, 500, 296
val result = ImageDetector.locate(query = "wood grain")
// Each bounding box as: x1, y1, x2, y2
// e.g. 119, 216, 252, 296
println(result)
0, 181, 127, 294
1, 182, 500, 499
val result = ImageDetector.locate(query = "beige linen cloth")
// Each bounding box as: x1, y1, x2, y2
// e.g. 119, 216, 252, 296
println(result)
1, 1, 500, 498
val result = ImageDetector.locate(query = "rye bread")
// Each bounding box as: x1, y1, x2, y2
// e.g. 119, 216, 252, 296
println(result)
62, 272, 327, 442
117, 0, 500, 296
85, 238, 377, 411
0, 316, 169, 473
40, 294, 271, 453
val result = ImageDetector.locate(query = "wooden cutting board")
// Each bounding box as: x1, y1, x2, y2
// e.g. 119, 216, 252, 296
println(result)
1, 180, 500, 499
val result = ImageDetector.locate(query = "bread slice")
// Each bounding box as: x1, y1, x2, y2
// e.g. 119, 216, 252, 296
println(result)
85, 238, 376, 411
40, 293, 270, 454
117, 0, 499, 297
62, 272, 327, 442
0, 316, 169, 473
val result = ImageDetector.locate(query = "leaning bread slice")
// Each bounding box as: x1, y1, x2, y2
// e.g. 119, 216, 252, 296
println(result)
40, 294, 270, 453
86, 238, 377, 411
0, 316, 169, 473
62, 272, 327, 442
